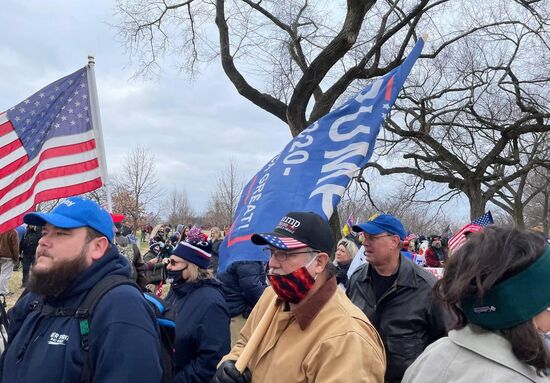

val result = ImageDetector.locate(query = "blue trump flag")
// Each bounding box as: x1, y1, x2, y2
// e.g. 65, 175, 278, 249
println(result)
218, 38, 425, 272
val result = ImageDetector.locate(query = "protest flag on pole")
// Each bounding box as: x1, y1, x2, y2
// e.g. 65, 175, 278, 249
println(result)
217, 37, 426, 272
448, 211, 494, 253
342, 213, 355, 236
0, 61, 109, 233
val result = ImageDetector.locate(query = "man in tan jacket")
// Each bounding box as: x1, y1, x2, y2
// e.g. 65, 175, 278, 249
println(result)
212, 211, 386, 383
0, 229, 20, 295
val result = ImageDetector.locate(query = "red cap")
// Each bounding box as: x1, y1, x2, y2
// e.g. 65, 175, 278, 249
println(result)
110, 213, 125, 223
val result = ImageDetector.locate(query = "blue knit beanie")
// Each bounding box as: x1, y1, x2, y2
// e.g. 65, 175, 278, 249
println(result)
171, 241, 211, 269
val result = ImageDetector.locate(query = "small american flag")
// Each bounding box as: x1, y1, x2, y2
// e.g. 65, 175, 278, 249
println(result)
261, 234, 307, 250
156, 280, 164, 298
0, 66, 104, 233
448, 212, 494, 253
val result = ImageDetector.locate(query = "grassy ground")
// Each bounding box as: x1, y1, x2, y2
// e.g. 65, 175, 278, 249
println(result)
6, 269, 23, 309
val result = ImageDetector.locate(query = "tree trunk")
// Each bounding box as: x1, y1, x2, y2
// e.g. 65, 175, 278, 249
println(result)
543, 189, 550, 235
466, 183, 486, 220
329, 211, 341, 259
513, 199, 525, 228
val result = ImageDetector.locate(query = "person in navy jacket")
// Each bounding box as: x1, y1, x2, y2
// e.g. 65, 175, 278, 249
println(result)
1, 197, 163, 383
165, 239, 231, 383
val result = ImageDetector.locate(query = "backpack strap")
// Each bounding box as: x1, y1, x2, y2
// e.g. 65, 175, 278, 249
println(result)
75, 274, 139, 351
0, 294, 8, 350
75, 274, 139, 383
18, 276, 141, 383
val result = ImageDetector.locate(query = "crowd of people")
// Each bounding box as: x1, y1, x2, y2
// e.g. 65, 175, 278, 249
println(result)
0, 197, 549, 382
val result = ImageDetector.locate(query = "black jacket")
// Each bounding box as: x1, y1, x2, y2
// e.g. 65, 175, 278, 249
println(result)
217, 261, 267, 318
346, 255, 450, 383
209, 239, 222, 272
20, 230, 41, 257
335, 262, 351, 285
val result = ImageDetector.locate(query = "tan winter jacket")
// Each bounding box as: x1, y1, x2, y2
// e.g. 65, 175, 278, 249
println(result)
222, 277, 386, 383
0, 229, 19, 262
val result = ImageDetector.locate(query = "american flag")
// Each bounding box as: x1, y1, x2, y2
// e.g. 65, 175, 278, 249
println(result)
0, 66, 104, 233
260, 234, 307, 250
448, 212, 494, 253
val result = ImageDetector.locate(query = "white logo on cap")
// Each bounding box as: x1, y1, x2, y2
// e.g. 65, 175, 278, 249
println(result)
62, 200, 76, 207
277, 216, 301, 234
473, 305, 496, 314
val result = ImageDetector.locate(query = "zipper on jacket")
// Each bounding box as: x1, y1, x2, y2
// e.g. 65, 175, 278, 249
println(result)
373, 283, 398, 326
377, 283, 398, 306
15, 313, 46, 363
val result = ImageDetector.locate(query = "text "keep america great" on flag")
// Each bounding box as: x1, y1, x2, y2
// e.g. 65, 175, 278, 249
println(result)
0, 66, 106, 233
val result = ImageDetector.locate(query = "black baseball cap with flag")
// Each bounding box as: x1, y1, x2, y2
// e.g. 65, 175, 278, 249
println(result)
251, 211, 334, 254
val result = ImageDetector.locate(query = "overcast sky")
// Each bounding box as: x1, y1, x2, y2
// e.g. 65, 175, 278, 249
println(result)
1, 0, 292, 215
2, 0, 476, 227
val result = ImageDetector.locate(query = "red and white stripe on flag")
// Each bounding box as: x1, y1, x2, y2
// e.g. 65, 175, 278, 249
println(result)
279, 237, 308, 249
448, 223, 482, 252
0, 112, 102, 233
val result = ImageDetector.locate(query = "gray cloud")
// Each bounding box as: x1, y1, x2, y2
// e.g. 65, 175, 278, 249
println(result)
1, 0, 291, 214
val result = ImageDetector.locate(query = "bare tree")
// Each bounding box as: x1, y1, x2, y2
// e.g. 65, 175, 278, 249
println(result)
487, 133, 550, 227
205, 160, 244, 227
166, 188, 195, 226
339, 179, 454, 236
522, 166, 550, 233
112, 146, 161, 230
115, 1, 548, 131
35, 199, 61, 213
359, 8, 550, 219
114, 0, 550, 225
82, 187, 108, 207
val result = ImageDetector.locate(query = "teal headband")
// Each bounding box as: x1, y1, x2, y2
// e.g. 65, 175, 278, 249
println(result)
460, 246, 550, 330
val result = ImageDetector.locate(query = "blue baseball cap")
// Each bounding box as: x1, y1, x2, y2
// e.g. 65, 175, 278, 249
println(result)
23, 197, 114, 242
353, 214, 406, 240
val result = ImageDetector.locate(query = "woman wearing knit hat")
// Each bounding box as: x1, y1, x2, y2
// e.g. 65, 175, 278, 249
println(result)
403, 226, 550, 382
164, 240, 231, 383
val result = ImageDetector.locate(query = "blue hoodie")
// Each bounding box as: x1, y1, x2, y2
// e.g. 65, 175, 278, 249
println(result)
166, 278, 230, 383
1, 246, 163, 383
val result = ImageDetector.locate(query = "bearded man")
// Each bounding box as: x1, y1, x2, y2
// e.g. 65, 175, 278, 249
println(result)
1, 197, 163, 383
424, 235, 447, 267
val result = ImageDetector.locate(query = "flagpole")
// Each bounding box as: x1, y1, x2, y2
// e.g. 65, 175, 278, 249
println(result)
86, 55, 113, 212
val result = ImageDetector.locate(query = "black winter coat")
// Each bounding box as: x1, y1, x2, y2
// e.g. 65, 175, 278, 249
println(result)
209, 239, 222, 272
346, 255, 450, 383
165, 278, 230, 383
335, 262, 351, 285
217, 261, 267, 318
20, 230, 41, 257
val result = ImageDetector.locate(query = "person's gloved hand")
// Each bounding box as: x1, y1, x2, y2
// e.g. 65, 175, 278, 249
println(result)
211, 360, 252, 383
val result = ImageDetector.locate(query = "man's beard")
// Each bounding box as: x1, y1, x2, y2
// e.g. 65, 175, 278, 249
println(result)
28, 248, 89, 297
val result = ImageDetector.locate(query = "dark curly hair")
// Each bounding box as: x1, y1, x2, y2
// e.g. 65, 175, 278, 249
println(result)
434, 225, 550, 375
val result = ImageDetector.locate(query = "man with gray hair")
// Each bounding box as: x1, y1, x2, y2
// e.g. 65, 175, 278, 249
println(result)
347, 214, 449, 383
213, 211, 385, 383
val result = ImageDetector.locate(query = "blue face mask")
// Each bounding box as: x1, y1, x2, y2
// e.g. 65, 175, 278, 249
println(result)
167, 269, 186, 285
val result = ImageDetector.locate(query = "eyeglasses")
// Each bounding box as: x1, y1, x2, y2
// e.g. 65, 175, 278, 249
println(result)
262, 247, 320, 262
362, 234, 395, 243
